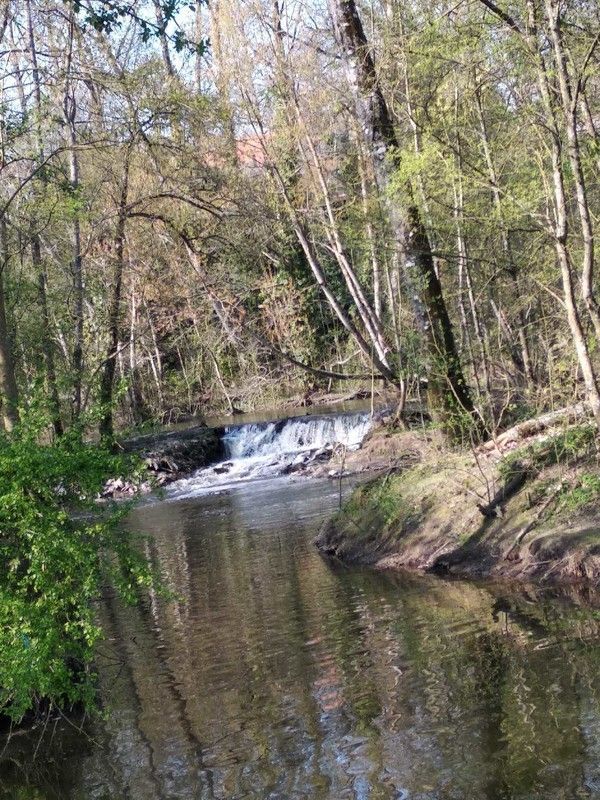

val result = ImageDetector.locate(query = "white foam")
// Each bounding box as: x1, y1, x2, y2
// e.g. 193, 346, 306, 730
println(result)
167, 411, 372, 498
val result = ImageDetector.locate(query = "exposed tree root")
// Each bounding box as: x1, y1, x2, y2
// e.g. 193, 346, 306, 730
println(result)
505, 479, 568, 561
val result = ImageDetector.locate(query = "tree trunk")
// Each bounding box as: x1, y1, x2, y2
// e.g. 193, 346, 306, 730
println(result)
329, 0, 477, 435
152, 0, 175, 78
25, 0, 63, 437
474, 83, 534, 386
99, 172, 128, 438
63, 22, 84, 420
474, 0, 600, 426
264, 0, 403, 391
579, 92, 600, 175
209, 0, 238, 165
194, 2, 203, 94
31, 233, 63, 437
357, 151, 382, 320
271, 168, 399, 385
525, 0, 600, 424
128, 279, 150, 425
543, 0, 600, 343
0, 216, 19, 431
296, 121, 393, 372
453, 168, 490, 402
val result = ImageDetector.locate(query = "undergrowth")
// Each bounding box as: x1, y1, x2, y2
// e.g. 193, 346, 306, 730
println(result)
499, 424, 597, 482
556, 473, 600, 513
498, 424, 600, 516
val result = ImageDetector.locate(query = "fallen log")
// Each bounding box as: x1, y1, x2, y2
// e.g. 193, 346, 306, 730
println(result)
481, 403, 591, 452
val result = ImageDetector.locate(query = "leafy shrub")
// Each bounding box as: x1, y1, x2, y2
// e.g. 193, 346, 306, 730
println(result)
0, 417, 151, 722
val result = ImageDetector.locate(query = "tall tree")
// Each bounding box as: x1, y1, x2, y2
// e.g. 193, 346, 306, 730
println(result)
328, 0, 478, 434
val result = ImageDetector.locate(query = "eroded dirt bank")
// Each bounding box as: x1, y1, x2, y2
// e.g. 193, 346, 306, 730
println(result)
316, 409, 600, 585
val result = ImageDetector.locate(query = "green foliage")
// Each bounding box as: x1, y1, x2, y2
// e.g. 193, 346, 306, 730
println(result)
70, 0, 208, 54
0, 411, 151, 722
557, 473, 600, 513
499, 425, 597, 483
342, 476, 413, 530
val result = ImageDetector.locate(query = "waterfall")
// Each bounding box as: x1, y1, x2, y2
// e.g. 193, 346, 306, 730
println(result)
223, 413, 372, 459
167, 411, 373, 497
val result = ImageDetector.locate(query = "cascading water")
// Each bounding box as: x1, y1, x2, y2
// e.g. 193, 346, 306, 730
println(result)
167, 411, 373, 498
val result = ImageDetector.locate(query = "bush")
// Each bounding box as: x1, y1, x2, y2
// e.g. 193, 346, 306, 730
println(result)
0, 417, 151, 722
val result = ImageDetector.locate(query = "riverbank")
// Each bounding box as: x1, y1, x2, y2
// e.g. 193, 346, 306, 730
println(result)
315, 407, 600, 584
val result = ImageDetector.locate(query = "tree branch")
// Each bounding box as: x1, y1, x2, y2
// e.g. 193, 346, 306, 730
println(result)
477, 0, 523, 33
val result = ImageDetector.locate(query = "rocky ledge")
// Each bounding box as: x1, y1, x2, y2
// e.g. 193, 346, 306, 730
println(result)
102, 424, 223, 498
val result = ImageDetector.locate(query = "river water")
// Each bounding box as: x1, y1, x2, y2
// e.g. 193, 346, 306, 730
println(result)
1, 416, 600, 800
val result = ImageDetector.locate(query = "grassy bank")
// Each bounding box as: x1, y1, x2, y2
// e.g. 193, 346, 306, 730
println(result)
316, 414, 600, 584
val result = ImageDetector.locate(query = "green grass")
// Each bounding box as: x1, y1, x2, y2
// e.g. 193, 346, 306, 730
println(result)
557, 473, 600, 512
499, 424, 597, 483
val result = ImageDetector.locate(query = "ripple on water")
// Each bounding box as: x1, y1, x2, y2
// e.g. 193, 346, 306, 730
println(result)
1, 476, 600, 800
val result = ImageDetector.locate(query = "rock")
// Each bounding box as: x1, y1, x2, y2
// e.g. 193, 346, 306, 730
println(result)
102, 423, 225, 498
281, 461, 305, 475
312, 447, 333, 463
121, 424, 223, 483
213, 462, 232, 474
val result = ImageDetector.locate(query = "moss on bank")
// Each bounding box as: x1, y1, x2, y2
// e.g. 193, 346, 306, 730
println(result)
315, 423, 600, 584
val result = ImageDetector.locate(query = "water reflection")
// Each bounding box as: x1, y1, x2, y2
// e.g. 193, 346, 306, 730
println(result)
1, 478, 599, 799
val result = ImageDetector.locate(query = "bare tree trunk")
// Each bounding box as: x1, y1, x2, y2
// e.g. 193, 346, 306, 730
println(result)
25, 0, 63, 436
152, 0, 175, 78
261, 0, 403, 393
128, 278, 150, 425
329, 0, 477, 433
579, 92, 600, 174
209, 0, 238, 164
543, 0, 600, 342
454, 87, 491, 402
270, 166, 399, 384
296, 122, 392, 370
453, 172, 490, 401
0, 216, 19, 431
0, 95, 19, 432
144, 298, 164, 411
195, 2, 203, 94
357, 148, 382, 320
474, 84, 534, 386
398, 13, 442, 279
32, 234, 63, 436
475, 0, 600, 425
99, 169, 128, 438
525, 0, 600, 423
63, 16, 84, 419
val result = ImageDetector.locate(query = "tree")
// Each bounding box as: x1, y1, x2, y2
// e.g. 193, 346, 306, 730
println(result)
328, 0, 478, 434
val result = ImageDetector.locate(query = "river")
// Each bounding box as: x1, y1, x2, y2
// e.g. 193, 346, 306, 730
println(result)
1, 412, 599, 799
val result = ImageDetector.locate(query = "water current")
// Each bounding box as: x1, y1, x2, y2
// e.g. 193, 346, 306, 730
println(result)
167, 410, 374, 497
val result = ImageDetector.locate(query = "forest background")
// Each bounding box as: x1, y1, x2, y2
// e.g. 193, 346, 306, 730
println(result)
2, 0, 600, 440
